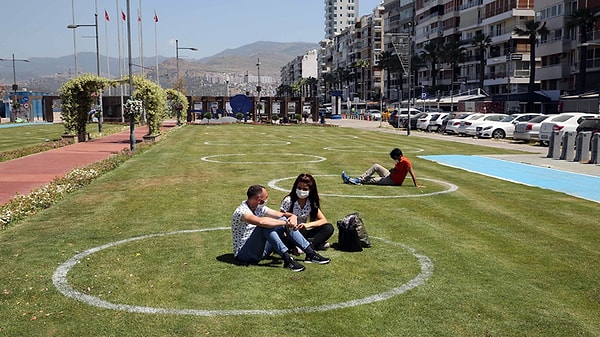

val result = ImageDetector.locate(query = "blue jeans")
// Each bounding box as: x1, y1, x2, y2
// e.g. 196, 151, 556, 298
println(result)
236, 225, 310, 264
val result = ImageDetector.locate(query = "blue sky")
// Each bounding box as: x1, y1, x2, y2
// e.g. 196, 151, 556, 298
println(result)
2, 0, 381, 60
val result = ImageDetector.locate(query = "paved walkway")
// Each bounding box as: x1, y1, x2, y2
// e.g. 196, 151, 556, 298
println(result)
0, 122, 175, 205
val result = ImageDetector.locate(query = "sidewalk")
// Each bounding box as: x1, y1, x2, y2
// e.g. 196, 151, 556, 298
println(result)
0, 121, 175, 205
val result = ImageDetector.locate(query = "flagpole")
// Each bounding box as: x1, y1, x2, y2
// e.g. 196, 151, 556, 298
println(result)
104, 9, 111, 95
138, 0, 144, 75
116, 0, 124, 122
154, 10, 159, 87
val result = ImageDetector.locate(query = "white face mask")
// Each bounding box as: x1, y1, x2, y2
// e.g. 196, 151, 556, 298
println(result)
296, 189, 310, 199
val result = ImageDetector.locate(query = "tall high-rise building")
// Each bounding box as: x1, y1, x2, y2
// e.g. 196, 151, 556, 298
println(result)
324, 0, 360, 40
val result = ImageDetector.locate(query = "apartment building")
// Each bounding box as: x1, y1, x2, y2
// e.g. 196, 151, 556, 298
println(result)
280, 50, 319, 87
311, 0, 600, 112
325, 0, 360, 40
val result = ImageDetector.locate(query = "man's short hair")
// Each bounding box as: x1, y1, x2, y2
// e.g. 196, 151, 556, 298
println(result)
390, 148, 403, 160
247, 185, 265, 199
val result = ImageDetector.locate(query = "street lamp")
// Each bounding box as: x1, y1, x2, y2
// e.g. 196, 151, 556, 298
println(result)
67, 12, 103, 132
175, 39, 198, 126
256, 58, 262, 121
0, 54, 30, 122
386, 27, 413, 135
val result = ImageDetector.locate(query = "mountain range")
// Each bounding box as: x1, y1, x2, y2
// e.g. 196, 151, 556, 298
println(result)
0, 41, 319, 95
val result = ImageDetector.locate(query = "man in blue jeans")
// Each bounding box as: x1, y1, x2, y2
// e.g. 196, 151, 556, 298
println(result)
231, 184, 330, 272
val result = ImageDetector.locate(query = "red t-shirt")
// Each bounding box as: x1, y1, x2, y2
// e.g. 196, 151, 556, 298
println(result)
390, 156, 412, 185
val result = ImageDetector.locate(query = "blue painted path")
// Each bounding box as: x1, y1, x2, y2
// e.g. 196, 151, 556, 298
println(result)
421, 155, 600, 204
0, 122, 52, 129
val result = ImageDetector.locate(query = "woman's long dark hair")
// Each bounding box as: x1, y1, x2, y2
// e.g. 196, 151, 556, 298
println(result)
286, 173, 320, 221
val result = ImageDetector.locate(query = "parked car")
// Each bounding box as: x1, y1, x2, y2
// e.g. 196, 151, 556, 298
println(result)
428, 113, 449, 132
513, 114, 552, 142
457, 113, 507, 137
539, 113, 600, 145
388, 108, 422, 128
444, 113, 476, 135
575, 117, 600, 134
477, 114, 541, 139
366, 109, 382, 121
416, 113, 438, 131
440, 112, 470, 134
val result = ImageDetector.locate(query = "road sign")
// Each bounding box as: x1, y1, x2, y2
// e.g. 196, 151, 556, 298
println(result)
421, 92, 428, 99
507, 53, 523, 61
23, 102, 30, 109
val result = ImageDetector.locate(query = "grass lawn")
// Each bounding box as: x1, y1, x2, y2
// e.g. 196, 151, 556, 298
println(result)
0, 124, 598, 337
0, 123, 126, 153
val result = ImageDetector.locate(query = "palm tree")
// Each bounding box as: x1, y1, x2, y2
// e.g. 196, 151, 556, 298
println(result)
353, 59, 370, 100
566, 8, 600, 92
377, 51, 403, 100
471, 32, 492, 90
276, 84, 293, 97
441, 39, 467, 88
305, 77, 318, 97
420, 41, 443, 87
514, 20, 549, 94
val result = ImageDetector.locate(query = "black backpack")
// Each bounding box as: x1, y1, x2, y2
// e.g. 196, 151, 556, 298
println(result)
336, 212, 371, 252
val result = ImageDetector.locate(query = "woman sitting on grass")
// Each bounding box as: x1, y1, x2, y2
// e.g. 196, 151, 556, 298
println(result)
280, 173, 334, 252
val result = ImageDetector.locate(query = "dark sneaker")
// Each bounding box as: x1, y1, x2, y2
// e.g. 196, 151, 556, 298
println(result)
305, 253, 331, 264
284, 258, 305, 272
341, 171, 351, 184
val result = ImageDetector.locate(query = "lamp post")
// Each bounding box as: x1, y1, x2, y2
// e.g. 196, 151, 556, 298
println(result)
67, 12, 102, 132
256, 58, 261, 122
386, 26, 413, 135
175, 39, 198, 126
0, 54, 30, 122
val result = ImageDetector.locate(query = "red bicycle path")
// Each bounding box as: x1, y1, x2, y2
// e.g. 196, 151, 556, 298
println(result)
0, 121, 176, 205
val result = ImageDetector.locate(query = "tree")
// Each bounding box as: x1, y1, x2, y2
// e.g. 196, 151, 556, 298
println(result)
354, 59, 370, 100
276, 84, 293, 97
420, 41, 443, 87
472, 32, 492, 90
441, 39, 467, 90
305, 77, 318, 97
566, 8, 600, 92
377, 51, 403, 100
514, 20, 549, 94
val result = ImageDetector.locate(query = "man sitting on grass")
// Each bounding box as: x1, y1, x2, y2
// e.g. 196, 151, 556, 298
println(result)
231, 184, 330, 272
342, 147, 424, 188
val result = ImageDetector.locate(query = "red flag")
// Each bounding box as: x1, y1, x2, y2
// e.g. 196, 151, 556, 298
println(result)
153, 10, 158, 23
138, 14, 141, 22
121, 10, 126, 21
104, 9, 110, 21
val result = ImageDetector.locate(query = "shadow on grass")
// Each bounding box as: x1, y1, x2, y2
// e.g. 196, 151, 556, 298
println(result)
216, 253, 283, 268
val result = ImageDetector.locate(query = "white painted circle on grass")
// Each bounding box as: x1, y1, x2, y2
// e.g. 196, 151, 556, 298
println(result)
323, 145, 425, 154
201, 153, 326, 164
268, 175, 457, 198
52, 228, 433, 316
204, 140, 291, 146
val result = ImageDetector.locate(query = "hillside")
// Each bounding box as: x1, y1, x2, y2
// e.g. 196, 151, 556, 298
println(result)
1, 41, 319, 95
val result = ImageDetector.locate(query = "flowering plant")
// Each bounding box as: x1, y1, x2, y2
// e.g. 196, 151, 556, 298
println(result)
124, 99, 143, 116
171, 100, 184, 111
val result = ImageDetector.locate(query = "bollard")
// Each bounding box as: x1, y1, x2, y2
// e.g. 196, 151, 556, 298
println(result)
591, 133, 600, 165
548, 131, 561, 159
575, 131, 593, 163
559, 131, 576, 160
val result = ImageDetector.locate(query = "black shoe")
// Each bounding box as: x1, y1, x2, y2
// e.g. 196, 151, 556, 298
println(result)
305, 252, 331, 264
284, 258, 305, 272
